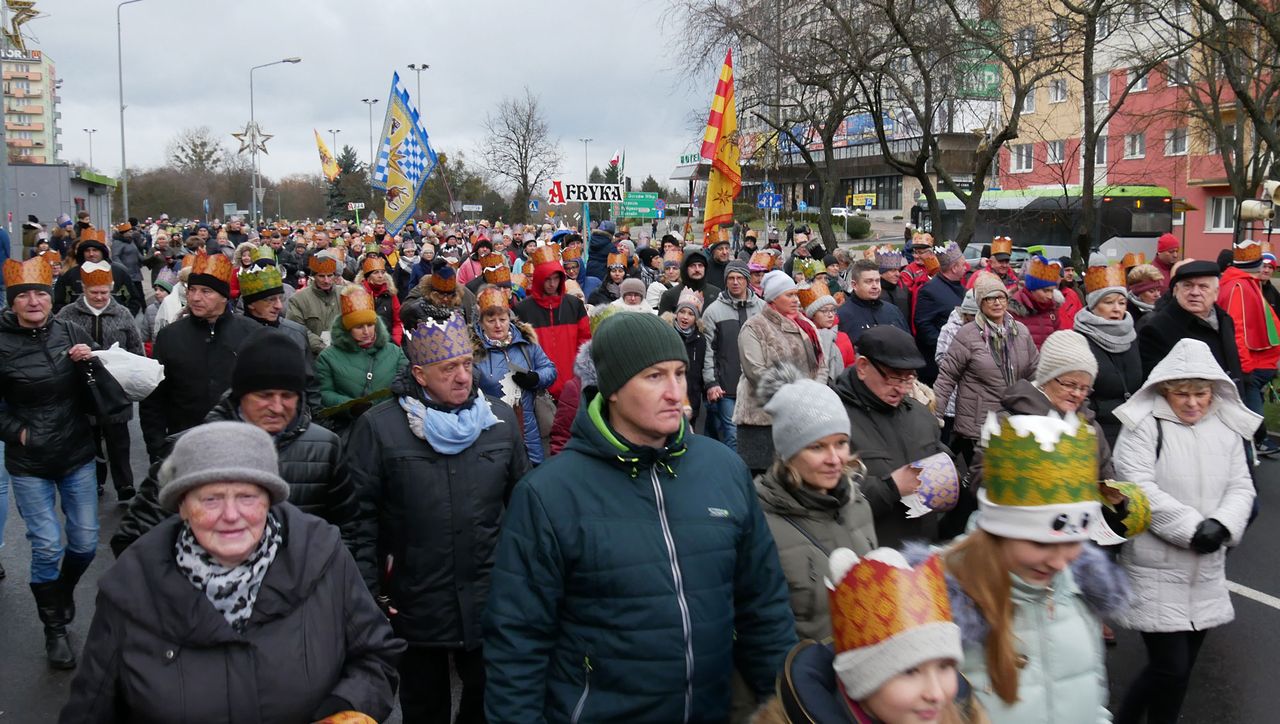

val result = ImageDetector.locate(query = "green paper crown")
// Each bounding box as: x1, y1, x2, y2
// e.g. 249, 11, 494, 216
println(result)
251, 246, 277, 264
1106, 481, 1151, 537
238, 265, 283, 298
983, 414, 1098, 507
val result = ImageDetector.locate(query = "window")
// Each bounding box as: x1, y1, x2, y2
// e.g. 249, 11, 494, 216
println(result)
1049, 78, 1067, 102
1124, 133, 1146, 158
1052, 18, 1068, 43
1165, 127, 1188, 156
1098, 11, 1112, 35
1011, 143, 1034, 172
1095, 135, 1108, 166
1207, 123, 1238, 153
1015, 27, 1036, 56
1131, 2, 1148, 22
1167, 57, 1190, 85
1128, 68, 1148, 91
1022, 86, 1036, 113
1208, 196, 1236, 231
1093, 73, 1110, 103
1172, 199, 1185, 226
1047, 140, 1066, 164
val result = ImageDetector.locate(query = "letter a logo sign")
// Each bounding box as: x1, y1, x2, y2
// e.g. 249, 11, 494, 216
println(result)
547, 181, 565, 206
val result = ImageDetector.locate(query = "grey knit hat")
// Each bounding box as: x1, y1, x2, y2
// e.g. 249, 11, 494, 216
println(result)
724, 259, 751, 282
1034, 330, 1098, 386
157, 421, 289, 512
958, 288, 979, 316
761, 269, 796, 302
592, 311, 689, 397
758, 363, 849, 461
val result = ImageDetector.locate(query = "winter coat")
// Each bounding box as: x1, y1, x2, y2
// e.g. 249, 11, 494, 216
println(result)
588, 280, 620, 306
0, 312, 97, 478
139, 300, 161, 345
139, 308, 265, 456
111, 393, 358, 556
1077, 331, 1143, 446
659, 250, 722, 315
316, 315, 408, 426
755, 469, 876, 641
933, 319, 1039, 440
1111, 339, 1258, 633
1007, 288, 1067, 348
53, 258, 138, 315
585, 229, 617, 282
513, 258, 591, 400
920, 542, 1129, 724
286, 282, 344, 355
881, 277, 912, 324
664, 313, 708, 419
913, 274, 965, 381
550, 341, 595, 456
345, 370, 530, 647
361, 278, 403, 346
472, 320, 558, 465
701, 287, 757, 399
835, 293, 909, 345
483, 393, 797, 723
1137, 301, 1243, 387
62, 503, 405, 724
834, 370, 951, 546
646, 280, 673, 309
734, 304, 823, 427
1218, 265, 1280, 373
55, 296, 144, 356
111, 231, 145, 282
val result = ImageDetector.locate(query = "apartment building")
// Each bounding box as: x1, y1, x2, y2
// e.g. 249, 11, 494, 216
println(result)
2, 46, 60, 165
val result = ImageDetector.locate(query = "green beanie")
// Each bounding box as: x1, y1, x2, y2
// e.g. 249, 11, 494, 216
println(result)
592, 311, 690, 397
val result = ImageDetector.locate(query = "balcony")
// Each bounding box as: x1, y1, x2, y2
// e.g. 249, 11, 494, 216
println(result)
2, 71, 42, 81
5, 88, 41, 99
5, 122, 43, 132
5, 103, 41, 114
6, 138, 33, 147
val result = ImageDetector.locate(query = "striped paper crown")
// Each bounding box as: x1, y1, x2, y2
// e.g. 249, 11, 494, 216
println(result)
990, 236, 1013, 256
405, 312, 472, 367
606, 252, 627, 269
238, 265, 283, 299
829, 552, 953, 653
477, 286, 509, 311
1084, 264, 1126, 294
191, 251, 233, 283
79, 260, 114, 287
309, 252, 339, 275
797, 281, 831, 311
528, 245, 561, 267
561, 246, 584, 263
3, 256, 54, 289
1121, 251, 1146, 268
981, 414, 1098, 507
1025, 254, 1061, 284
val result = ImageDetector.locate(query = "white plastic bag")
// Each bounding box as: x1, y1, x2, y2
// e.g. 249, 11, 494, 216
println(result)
94, 343, 165, 401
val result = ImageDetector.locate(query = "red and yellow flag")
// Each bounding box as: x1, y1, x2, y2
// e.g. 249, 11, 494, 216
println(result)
701, 48, 741, 246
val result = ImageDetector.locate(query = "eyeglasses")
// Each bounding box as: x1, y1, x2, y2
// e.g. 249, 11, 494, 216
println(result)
1052, 378, 1093, 395
871, 360, 917, 387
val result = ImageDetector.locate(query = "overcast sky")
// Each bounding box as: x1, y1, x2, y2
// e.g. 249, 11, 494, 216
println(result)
35, 0, 711, 193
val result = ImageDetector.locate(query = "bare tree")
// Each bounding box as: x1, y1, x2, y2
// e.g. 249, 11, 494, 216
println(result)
166, 126, 227, 173
480, 88, 563, 222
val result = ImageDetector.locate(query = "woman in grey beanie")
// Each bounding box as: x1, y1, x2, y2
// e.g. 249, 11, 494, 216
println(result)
752, 363, 877, 641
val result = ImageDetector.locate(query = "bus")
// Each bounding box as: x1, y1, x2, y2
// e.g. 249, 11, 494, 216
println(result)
920, 185, 1175, 259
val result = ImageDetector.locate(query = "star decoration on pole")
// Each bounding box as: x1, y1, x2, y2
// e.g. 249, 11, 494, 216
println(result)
232, 121, 274, 155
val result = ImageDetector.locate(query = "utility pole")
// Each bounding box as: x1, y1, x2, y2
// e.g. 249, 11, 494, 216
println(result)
578, 137, 593, 182
361, 98, 379, 181
83, 128, 97, 169
117, 0, 143, 221
327, 128, 340, 152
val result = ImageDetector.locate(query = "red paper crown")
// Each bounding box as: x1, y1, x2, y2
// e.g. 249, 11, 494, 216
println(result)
830, 554, 953, 653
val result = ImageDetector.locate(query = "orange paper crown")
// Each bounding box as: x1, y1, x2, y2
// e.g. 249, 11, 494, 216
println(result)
39, 250, 62, 265
190, 251, 233, 283
79, 260, 114, 288
748, 250, 774, 271
606, 252, 627, 268
1025, 255, 1061, 284
561, 246, 584, 263
990, 236, 1013, 256
922, 253, 941, 275
528, 245, 561, 267
477, 286, 509, 312
1121, 251, 1146, 268
1234, 239, 1263, 265
309, 252, 339, 275
478, 252, 507, 269
483, 263, 512, 286
829, 554, 953, 653
3, 256, 54, 290
910, 230, 934, 248
360, 255, 387, 274
1084, 264, 1127, 294
339, 286, 377, 329
797, 281, 831, 311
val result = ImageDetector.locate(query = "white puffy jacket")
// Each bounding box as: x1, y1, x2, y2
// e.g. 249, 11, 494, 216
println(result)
1111, 338, 1258, 633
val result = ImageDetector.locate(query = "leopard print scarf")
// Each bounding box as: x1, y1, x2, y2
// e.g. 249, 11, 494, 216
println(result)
175, 512, 282, 632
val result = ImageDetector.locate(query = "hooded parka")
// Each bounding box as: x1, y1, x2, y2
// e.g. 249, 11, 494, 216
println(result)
513, 258, 590, 400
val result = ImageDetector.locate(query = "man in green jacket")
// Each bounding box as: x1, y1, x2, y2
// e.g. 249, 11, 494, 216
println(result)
286, 250, 344, 355
484, 312, 796, 723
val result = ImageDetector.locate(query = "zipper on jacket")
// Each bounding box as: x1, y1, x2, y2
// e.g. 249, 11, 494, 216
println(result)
650, 465, 694, 723
1037, 588, 1053, 719
570, 656, 592, 724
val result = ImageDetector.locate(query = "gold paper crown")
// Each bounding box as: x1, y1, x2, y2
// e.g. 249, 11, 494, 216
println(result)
483, 263, 512, 286
429, 267, 457, 293
309, 252, 339, 275
910, 230, 934, 248
797, 281, 831, 311
561, 246, 584, 263
191, 252, 233, 283
606, 252, 627, 268
79, 260, 114, 288
477, 286, 509, 311
478, 252, 506, 269
990, 236, 1013, 256
1084, 264, 1127, 294
829, 554, 953, 654
40, 250, 62, 265
237, 265, 283, 300
1121, 251, 1146, 268
360, 255, 387, 274
1234, 239, 1263, 264
1025, 255, 1061, 284
748, 250, 774, 270
339, 285, 377, 329
512, 272, 529, 290
983, 415, 1098, 507
528, 245, 561, 267
3, 256, 54, 289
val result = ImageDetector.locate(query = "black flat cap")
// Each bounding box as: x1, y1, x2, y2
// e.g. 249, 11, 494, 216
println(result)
1168, 259, 1221, 287
857, 325, 926, 370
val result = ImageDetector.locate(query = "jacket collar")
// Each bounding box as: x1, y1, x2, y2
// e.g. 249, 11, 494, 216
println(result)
564, 390, 687, 476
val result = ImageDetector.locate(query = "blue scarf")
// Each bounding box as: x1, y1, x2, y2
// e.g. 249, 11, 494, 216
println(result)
398, 391, 500, 454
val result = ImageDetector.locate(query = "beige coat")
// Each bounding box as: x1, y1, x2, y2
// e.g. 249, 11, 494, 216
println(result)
733, 304, 823, 426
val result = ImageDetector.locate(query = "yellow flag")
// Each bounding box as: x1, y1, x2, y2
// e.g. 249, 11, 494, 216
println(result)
314, 129, 339, 182
701, 49, 741, 247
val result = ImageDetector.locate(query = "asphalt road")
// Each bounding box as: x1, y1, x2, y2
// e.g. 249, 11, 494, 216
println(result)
1, 417, 1278, 722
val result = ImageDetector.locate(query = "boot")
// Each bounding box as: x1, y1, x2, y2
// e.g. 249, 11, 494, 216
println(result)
31, 582, 76, 669
58, 551, 94, 624
0, 560, 6, 581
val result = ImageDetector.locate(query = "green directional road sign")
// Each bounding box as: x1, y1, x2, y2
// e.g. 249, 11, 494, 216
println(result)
621, 191, 660, 218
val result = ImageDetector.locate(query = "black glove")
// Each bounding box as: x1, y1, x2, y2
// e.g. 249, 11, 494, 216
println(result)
512, 369, 540, 390
1190, 518, 1230, 554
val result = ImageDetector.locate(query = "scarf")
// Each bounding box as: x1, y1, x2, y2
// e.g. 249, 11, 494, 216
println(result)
1127, 292, 1154, 314
975, 312, 1015, 385
175, 512, 282, 632
779, 307, 825, 368
1072, 308, 1136, 353
399, 390, 500, 454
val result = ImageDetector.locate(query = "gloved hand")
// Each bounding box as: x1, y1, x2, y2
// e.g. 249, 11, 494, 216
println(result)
512, 369, 540, 390
1190, 518, 1230, 554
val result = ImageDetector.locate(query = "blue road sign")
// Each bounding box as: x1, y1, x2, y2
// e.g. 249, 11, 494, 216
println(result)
528, 199, 540, 213
756, 193, 782, 210
797, 201, 809, 212
656, 209, 666, 219
864, 197, 873, 210
761, 180, 776, 194
654, 198, 666, 211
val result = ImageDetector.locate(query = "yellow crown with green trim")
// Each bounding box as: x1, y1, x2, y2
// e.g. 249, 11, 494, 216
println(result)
982, 414, 1098, 507
1105, 481, 1151, 537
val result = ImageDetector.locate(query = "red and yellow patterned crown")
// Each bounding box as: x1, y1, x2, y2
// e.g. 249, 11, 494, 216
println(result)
309, 252, 339, 275
1084, 264, 1127, 294
829, 552, 953, 653
191, 251, 233, 283
990, 236, 1013, 256
3, 255, 54, 289
748, 250, 774, 271
528, 245, 561, 267
360, 254, 386, 274
982, 414, 1098, 507
339, 285, 377, 329
477, 286, 509, 312
1025, 254, 1061, 284
561, 246, 583, 263
797, 281, 831, 311
1121, 251, 1146, 268
79, 260, 114, 288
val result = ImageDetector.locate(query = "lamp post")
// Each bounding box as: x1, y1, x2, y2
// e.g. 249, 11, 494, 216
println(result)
578, 137, 593, 182
117, 0, 143, 220
361, 98, 379, 181
327, 128, 341, 152
406, 63, 429, 105
249, 57, 302, 224
83, 128, 97, 170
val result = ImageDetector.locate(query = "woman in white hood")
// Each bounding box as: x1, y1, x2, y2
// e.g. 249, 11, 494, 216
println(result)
1111, 337, 1258, 724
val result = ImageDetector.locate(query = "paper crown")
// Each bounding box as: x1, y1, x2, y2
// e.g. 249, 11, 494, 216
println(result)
79, 228, 107, 243
512, 272, 529, 290
39, 250, 62, 266
1234, 239, 1263, 267
477, 286, 509, 312
934, 242, 963, 269
251, 246, 278, 265
560, 246, 583, 263
990, 236, 1013, 257
483, 262, 512, 286
405, 312, 472, 367
478, 252, 506, 268
309, 251, 339, 275
79, 260, 114, 288
661, 248, 683, 266
910, 230, 934, 248
153, 266, 179, 291
875, 247, 906, 269
238, 265, 283, 302
1121, 251, 1146, 268
797, 281, 831, 311
3, 255, 54, 290
1104, 480, 1151, 539
794, 257, 827, 281
528, 244, 561, 267
1024, 254, 1061, 290
428, 266, 457, 294
1084, 264, 1127, 294
190, 251, 234, 284
828, 549, 954, 655
914, 452, 960, 511
748, 250, 775, 272
360, 254, 387, 274
339, 285, 377, 329
606, 252, 627, 269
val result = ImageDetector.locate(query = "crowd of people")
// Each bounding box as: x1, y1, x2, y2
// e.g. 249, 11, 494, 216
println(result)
0, 210, 1271, 723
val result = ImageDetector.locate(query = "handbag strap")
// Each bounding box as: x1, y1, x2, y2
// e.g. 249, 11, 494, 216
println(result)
781, 515, 830, 557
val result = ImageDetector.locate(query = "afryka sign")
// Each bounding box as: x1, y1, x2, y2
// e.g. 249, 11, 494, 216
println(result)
547, 181, 625, 205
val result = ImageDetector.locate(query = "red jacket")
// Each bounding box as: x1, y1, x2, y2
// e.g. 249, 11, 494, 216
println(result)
362, 280, 403, 345
512, 259, 591, 400
1009, 288, 1067, 348
1219, 266, 1280, 372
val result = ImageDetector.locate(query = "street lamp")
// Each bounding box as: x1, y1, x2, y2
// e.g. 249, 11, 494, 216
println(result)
406, 63, 429, 105
361, 98, 380, 180
83, 128, 97, 170
326, 128, 341, 152
249, 57, 302, 224
578, 137, 593, 182
117, 0, 143, 221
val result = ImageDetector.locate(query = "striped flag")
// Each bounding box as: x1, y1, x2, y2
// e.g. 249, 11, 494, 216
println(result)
701, 48, 741, 246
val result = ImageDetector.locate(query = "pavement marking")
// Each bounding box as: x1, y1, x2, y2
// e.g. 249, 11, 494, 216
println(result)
1227, 580, 1280, 611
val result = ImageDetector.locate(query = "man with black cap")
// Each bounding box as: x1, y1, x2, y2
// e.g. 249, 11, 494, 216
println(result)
52, 235, 137, 314
833, 325, 953, 546
658, 244, 721, 314
112, 329, 355, 554
1138, 258, 1243, 387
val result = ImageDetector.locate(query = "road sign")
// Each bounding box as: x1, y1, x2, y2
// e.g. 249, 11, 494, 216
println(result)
864, 197, 873, 211
656, 209, 666, 219
346, 202, 366, 211
621, 191, 659, 218
761, 180, 776, 194
850, 193, 877, 209
678, 152, 702, 165
528, 199, 540, 213
462, 204, 484, 212
547, 210, 556, 218
546, 181, 625, 205
223, 202, 238, 218
654, 198, 667, 211
797, 201, 809, 212
756, 193, 782, 210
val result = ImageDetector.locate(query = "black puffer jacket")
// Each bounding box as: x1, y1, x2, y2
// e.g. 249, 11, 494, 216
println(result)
112, 393, 356, 556
0, 311, 97, 477
345, 369, 530, 648
139, 307, 264, 456
1083, 335, 1143, 446
63, 503, 406, 723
